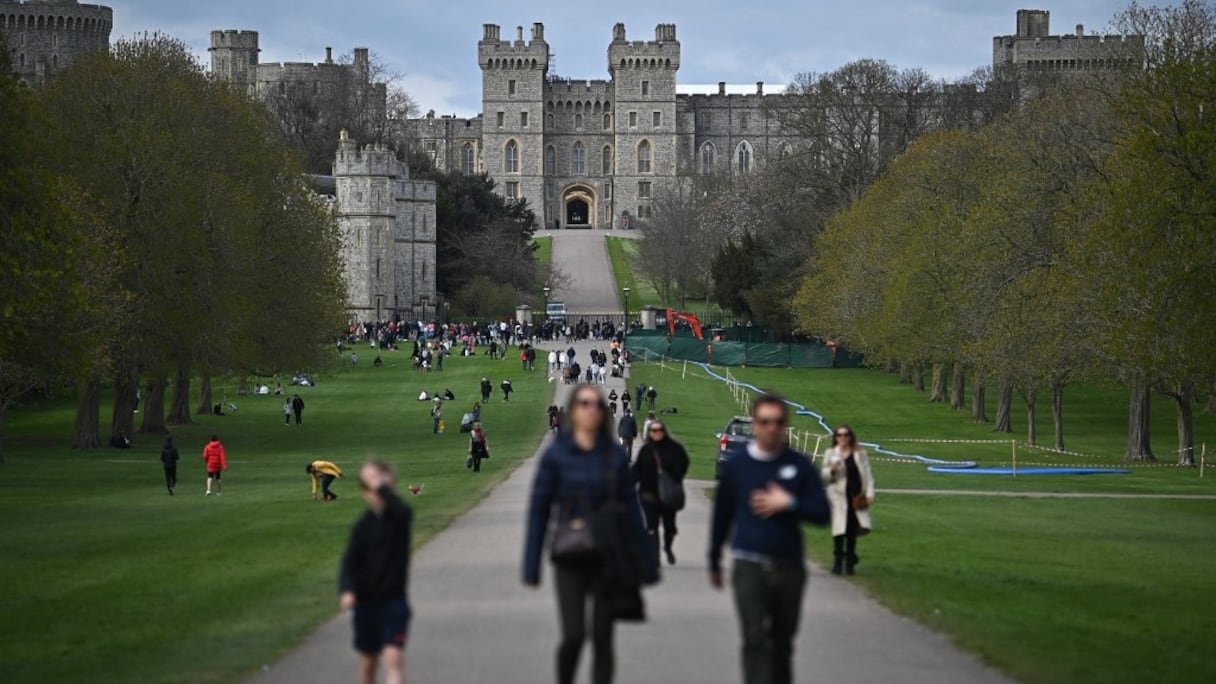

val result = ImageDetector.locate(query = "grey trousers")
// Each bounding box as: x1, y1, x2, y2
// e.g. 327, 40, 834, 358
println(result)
731, 559, 807, 684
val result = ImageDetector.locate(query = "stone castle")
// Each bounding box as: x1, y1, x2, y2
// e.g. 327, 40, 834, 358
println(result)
1, 0, 111, 85
320, 132, 437, 323
406, 12, 1143, 231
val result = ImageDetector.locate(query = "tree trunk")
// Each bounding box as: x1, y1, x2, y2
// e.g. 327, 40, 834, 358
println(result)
1051, 380, 1065, 452
110, 368, 139, 443
1024, 389, 1038, 446
913, 365, 925, 392
169, 362, 193, 425
73, 378, 102, 449
972, 377, 988, 423
1125, 379, 1155, 462
884, 359, 898, 374
898, 362, 911, 385
928, 363, 947, 403
139, 376, 169, 434
0, 403, 7, 464
950, 363, 966, 411
1174, 383, 1195, 466
196, 372, 213, 415
1205, 378, 1216, 414
993, 378, 1013, 433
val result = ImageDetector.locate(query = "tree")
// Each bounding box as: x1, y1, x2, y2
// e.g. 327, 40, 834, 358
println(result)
0, 38, 120, 461
710, 231, 765, 317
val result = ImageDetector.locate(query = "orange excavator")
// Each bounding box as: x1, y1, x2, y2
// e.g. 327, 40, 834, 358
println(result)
666, 309, 705, 340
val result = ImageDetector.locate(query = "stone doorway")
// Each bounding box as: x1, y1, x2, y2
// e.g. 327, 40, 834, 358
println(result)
562, 186, 596, 229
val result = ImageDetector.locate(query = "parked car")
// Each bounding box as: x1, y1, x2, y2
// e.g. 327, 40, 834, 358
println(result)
715, 416, 753, 478
546, 301, 567, 321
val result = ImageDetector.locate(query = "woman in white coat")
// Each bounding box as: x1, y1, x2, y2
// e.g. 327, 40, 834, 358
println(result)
821, 425, 875, 575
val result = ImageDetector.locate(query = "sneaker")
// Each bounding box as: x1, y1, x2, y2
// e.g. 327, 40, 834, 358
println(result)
205, 491, 212, 496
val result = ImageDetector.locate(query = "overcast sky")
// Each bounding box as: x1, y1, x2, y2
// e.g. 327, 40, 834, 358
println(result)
108, 0, 1140, 116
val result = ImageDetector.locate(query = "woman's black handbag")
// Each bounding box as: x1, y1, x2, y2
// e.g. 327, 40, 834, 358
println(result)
550, 513, 599, 565
655, 453, 686, 511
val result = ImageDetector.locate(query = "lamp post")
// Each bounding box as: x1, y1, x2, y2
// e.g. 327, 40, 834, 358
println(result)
622, 286, 631, 335
543, 285, 551, 321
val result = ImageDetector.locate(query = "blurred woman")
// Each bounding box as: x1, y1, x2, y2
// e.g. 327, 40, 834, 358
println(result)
632, 421, 690, 566
523, 384, 653, 684
821, 424, 875, 575
468, 422, 490, 472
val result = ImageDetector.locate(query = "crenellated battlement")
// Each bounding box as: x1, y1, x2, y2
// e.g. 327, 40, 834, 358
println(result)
607, 23, 680, 72
479, 22, 549, 71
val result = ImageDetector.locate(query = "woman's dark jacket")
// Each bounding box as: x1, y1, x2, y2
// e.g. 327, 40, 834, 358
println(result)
632, 438, 690, 499
523, 432, 654, 586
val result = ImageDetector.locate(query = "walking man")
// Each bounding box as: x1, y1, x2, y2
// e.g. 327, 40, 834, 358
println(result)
307, 460, 344, 501
635, 382, 646, 410
203, 435, 227, 496
500, 378, 513, 402
160, 436, 179, 495
480, 377, 492, 403
646, 386, 658, 412
617, 408, 638, 457
340, 460, 413, 684
292, 394, 306, 425
431, 400, 443, 435
709, 394, 831, 684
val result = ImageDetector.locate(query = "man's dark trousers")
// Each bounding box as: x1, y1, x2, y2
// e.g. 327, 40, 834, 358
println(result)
732, 559, 807, 684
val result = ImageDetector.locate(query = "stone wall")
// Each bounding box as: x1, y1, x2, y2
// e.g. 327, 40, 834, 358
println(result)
1, 0, 112, 85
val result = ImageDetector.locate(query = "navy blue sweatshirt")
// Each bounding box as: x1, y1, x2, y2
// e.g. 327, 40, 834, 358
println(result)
709, 445, 830, 572
339, 485, 413, 601
523, 432, 650, 585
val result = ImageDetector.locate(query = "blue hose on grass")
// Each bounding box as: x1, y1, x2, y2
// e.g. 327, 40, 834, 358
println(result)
692, 363, 978, 468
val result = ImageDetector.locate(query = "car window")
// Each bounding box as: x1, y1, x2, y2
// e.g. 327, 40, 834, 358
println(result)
727, 421, 753, 436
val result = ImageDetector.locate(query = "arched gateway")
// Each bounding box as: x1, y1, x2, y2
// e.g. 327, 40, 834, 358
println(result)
563, 185, 596, 229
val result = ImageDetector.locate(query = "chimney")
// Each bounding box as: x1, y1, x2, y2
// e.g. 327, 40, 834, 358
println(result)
483, 24, 500, 41
613, 23, 626, 42
353, 47, 369, 69
756, 81, 764, 95
1076, 24, 1084, 37
516, 26, 524, 43
532, 22, 544, 41
325, 46, 333, 63
718, 81, 726, 95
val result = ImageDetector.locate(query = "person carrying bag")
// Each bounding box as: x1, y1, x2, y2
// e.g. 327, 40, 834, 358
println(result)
632, 421, 690, 567
523, 385, 656, 684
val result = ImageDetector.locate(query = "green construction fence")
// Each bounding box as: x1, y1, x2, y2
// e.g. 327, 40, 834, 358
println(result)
627, 334, 861, 369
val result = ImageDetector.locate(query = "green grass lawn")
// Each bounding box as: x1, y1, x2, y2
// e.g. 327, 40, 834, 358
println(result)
0, 351, 553, 684
532, 236, 553, 270
606, 236, 663, 310
626, 360, 1216, 684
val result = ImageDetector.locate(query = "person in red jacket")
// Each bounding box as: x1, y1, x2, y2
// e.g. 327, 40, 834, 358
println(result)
203, 435, 227, 496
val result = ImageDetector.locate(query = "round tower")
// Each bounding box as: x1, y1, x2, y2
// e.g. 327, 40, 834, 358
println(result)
0, 0, 113, 85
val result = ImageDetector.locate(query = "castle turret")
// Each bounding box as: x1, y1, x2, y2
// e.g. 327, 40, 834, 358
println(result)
0, 0, 114, 85
478, 22, 549, 217
608, 23, 680, 227
209, 29, 260, 87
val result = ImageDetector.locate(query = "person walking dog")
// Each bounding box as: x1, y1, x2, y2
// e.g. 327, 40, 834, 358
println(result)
821, 424, 875, 575
709, 394, 831, 684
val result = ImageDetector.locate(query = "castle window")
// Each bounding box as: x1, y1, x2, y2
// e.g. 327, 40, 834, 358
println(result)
571, 143, 586, 175
604, 182, 613, 199
638, 181, 652, 199
19, 34, 25, 48
496, 111, 505, 128
699, 142, 716, 175
602, 145, 612, 174
603, 113, 611, 130
629, 111, 638, 128
740, 112, 750, 130
508, 79, 517, 95
279, 82, 286, 95
505, 181, 520, 199
641, 80, 650, 96
575, 113, 583, 129
653, 111, 662, 128
521, 111, 529, 127
545, 145, 556, 175
462, 143, 476, 174
637, 140, 652, 173
735, 141, 753, 175
19, 53, 25, 68
638, 204, 652, 219
504, 140, 519, 173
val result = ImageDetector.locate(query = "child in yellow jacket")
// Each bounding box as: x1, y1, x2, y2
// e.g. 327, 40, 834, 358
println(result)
307, 460, 344, 501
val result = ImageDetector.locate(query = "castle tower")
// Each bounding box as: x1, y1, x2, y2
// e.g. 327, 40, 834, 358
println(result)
608, 23, 680, 227
333, 131, 403, 321
479, 23, 549, 219
208, 29, 260, 89
0, 0, 114, 85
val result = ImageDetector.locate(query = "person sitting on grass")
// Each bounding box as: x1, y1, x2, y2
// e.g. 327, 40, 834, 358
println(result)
340, 460, 413, 684
307, 460, 344, 502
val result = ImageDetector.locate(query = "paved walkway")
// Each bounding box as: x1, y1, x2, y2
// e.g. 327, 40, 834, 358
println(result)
250, 228, 1011, 683
879, 488, 1216, 500
548, 229, 627, 313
